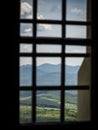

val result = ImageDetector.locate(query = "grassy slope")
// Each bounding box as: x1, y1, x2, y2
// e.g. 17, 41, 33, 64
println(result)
20, 91, 77, 123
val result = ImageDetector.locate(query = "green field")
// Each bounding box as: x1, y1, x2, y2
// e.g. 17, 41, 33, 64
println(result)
20, 104, 77, 123
20, 91, 77, 123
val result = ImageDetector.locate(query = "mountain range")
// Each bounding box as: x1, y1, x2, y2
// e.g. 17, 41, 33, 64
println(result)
20, 63, 80, 86
20, 63, 78, 115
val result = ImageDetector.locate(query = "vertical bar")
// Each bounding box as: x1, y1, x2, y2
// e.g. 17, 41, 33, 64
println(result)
17, 0, 20, 125
60, 0, 66, 122
91, 0, 96, 122
32, 0, 37, 123
87, 0, 92, 122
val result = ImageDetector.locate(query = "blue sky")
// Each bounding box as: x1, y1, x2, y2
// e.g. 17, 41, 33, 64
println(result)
20, 0, 87, 66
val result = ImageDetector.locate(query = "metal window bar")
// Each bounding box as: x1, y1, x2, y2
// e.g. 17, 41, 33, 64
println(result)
32, 0, 37, 123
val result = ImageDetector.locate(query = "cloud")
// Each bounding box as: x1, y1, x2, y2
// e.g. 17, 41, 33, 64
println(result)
24, 28, 32, 33
38, 24, 52, 31
20, 23, 32, 36
37, 14, 44, 19
21, 2, 32, 18
21, 2, 52, 31
26, 14, 32, 19
37, 14, 52, 31
70, 8, 83, 15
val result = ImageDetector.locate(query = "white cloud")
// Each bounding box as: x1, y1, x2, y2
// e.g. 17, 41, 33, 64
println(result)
21, 2, 32, 15
37, 14, 44, 20
20, 23, 32, 36
24, 28, 32, 33
70, 8, 83, 15
37, 14, 52, 31
38, 24, 52, 31
39, 24, 52, 31
21, 7, 52, 31
26, 14, 32, 19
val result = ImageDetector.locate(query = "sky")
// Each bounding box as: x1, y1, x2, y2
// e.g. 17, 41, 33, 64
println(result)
20, 0, 87, 66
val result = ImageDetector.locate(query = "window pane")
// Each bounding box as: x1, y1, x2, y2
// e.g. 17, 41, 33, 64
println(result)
66, 25, 86, 38
36, 91, 60, 122
37, 45, 61, 53
37, 0, 61, 20
37, 24, 61, 37
20, 44, 33, 53
65, 45, 86, 53
65, 90, 91, 121
20, 0, 33, 19
65, 57, 91, 86
20, 91, 32, 123
20, 23, 33, 37
65, 90, 77, 121
36, 57, 61, 86
66, 0, 87, 21
19, 57, 32, 86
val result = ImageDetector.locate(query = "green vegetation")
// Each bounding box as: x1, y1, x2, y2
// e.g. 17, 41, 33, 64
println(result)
20, 91, 77, 123
20, 105, 32, 123
37, 107, 60, 122
65, 103, 77, 121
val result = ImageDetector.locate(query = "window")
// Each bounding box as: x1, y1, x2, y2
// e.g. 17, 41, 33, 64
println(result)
18, 0, 94, 126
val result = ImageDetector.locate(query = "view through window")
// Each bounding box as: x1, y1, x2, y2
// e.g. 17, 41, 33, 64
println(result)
19, 0, 92, 124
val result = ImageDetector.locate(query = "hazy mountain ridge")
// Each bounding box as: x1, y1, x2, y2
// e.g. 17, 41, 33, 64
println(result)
20, 63, 79, 86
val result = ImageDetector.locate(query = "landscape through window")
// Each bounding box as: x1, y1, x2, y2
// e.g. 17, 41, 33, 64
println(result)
19, 0, 92, 124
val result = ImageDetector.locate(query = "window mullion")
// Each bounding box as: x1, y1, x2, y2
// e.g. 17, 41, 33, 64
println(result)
60, 0, 66, 122
32, 0, 37, 123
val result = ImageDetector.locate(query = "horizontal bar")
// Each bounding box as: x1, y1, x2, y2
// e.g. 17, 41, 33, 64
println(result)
19, 87, 61, 90
20, 19, 91, 25
19, 53, 90, 57
20, 19, 34, 23
36, 87, 61, 90
37, 86, 89, 90
65, 86, 89, 90
20, 121, 91, 126
20, 19, 62, 24
19, 53, 33, 57
36, 53, 90, 57
19, 86, 89, 91
19, 87, 32, 90
36, 20, 91, 26
65, 21, 91, 25
20, 37, 92, 45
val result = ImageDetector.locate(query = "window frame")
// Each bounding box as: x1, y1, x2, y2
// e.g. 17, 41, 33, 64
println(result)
16, 0, 96, 127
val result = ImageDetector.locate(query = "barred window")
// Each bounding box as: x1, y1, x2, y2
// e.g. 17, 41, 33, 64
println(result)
18, 0, 94, 126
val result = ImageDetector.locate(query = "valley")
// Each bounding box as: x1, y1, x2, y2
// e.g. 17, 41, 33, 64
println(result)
19, 64, 79, 123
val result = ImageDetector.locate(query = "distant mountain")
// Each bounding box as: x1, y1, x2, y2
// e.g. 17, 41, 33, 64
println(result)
20, 64, 32, 86
66, 65, 79, 74
37, 63, 61, 73
20, 63, 79, 107
37, 72, 61, 86
20, 63, 79, 86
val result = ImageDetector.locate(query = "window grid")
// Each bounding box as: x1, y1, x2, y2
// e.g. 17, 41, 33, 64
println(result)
19, 0, 92, 125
